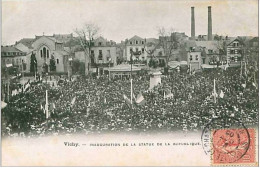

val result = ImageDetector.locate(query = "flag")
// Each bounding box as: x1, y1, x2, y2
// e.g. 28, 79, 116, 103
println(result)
219, 90, 224, 98
123, 94, 131, 105
11, 90, 15, 96
135, 92, 146, 105
1, 101, 7, 109
71, 96, 76, 105
24, 83, 30, 92
164, 89, 173, 99
45, 90, 49, 119
212, 79, 217, 103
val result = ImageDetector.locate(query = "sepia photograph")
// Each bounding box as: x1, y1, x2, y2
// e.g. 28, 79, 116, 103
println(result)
0, 0, 259, 166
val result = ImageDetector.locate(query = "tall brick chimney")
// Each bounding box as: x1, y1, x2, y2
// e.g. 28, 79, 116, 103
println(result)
191, 7, 195, 40
208, 6, 212, 41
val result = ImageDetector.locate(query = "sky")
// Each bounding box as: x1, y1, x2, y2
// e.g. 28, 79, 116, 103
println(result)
1, 0, 259, 45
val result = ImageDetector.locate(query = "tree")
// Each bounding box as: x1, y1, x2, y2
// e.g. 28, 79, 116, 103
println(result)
215, 40, 227, 64
238, 37, 250, 62
72, 59, 81, 74
72, 59, 85, 75
74, 22, 100, 75
157, 27, 179, 73
148, 58, 154, 68
30, 52, 37, 73
49, 55, 56, 72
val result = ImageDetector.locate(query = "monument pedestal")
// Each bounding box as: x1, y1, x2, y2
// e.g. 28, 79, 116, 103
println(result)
149, 71, 162, 89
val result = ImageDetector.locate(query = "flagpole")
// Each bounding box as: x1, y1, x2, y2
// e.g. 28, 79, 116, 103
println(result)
46, 90, 48, 119
130, 64, 133, 105
240, 61, 242, 77
109, 58, 111, 81
130, 53, 133, 106
245, 59, 247, 77
214, 79, 216, 104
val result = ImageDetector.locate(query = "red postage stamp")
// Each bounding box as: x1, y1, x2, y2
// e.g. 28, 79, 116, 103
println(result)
212, 128, 256, 165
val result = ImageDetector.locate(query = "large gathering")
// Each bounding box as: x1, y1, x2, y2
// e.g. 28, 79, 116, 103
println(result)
1, 63, 258, 137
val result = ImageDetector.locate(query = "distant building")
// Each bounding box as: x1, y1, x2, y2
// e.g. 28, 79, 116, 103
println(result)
196, 41, 223, 65
15, 34, 73, 74
226, 38, 244, 63
1, 45, 27, 72
249, 37, 259, 48
74, 36, 117, 76
124, 35, 147, 61
187, 47, 202, 71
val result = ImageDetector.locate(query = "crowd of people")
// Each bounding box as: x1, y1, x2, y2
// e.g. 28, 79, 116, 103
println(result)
1, 65, 258, 137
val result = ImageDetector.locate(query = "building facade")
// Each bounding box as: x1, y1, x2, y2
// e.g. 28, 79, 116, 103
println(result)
74, 37, 117, 75
187, 48, 202, 71
124, 35, 147, 61
1, 46, 27, 73
15, 34, 71, 74
226, 39, 243, 63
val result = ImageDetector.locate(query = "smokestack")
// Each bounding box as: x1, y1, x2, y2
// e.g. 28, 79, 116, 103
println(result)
208, 6, 212, 41
191, 7, 195, 40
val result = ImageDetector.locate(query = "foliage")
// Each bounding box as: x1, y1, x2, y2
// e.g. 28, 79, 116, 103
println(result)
30, 52, 37, 73
72, 59, 85, 75
49, 55, 56, 72
74, 22, 100, 75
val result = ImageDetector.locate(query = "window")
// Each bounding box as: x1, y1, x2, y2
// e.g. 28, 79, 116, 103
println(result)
91, 50, 95, 57
142, 41, 144, 44
22, 59, 24, 63
43, 47, 47, 58
40, 50, 43, 57
130, 41, 132, 45
136, 40, 138, 44
99, 42, 102, 46
99, 50, 103, 60
202, 58, 206, 64
142, 48, 144, 53
130, 48, 133, 54
47, 50, 49, 58
57, 59, 59, 64
190, 55, 192, 61
91, 50, 95, 63
195, 55, 198, 60
107, 50, 111, 61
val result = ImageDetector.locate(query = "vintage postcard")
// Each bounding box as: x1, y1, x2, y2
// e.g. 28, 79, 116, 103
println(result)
1, 0, 259, 166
